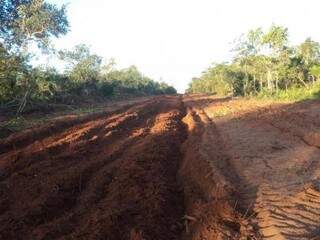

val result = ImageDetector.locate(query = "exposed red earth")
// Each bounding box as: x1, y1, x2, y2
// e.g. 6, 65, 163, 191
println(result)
0, 95, 319, 239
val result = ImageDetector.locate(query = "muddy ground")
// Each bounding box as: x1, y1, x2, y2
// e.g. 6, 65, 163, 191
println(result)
0, 95, 319, 239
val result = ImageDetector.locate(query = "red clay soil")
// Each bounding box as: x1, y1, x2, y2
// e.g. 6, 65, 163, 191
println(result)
1, 94, 320, 240
180, 96, 258, 240
0, 96, 187, 240
201, 96, 320, 239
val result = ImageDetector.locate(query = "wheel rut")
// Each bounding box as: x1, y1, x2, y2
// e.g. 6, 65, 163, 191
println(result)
0, 96, 188, 240
1, 94, 319, 240
198, 95, 320, 240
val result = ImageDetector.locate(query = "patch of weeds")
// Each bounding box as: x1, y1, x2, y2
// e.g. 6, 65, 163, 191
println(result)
255, 84, 320, 102
0, 117, 27, 138
71, 106, 105, 116
0, 105, 106, 139
205, 104, 235, 118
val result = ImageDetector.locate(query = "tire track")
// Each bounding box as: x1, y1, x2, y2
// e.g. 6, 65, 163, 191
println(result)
179, 95, 258, 240
199, 95, 320, 240
0, 99, 160, 181
0, 98, 154, 155
0, 96, 188, 240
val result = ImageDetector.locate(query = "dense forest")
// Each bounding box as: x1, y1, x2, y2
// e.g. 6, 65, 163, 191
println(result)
187, 25, 320, 98
0, 0, 176, 114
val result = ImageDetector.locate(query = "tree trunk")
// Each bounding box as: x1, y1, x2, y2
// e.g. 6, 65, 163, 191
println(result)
298, 76, 308, 87
17, 89, 30, 115
267, 69, 273, 92
311, 75, 315, 85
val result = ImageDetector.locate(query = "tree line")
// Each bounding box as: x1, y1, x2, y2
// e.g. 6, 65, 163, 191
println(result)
187, 25, 320, 97
0, 0, 176, 114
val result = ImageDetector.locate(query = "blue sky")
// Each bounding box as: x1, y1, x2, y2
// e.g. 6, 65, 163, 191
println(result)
47, 0, 320, 92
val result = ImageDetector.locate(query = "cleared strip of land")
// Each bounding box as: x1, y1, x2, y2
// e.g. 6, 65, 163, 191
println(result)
0, 95, 319, 239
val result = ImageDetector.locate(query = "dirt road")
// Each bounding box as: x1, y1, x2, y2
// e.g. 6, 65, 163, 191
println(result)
199, 95, 320, 239
0, 95, 319, 239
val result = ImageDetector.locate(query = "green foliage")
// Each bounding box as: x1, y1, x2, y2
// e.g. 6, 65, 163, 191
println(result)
262, 25, 288, 53
29, 66, 62, 101
256, 84, 320, 102
97, 81, 114, 96
59, 44, 102, 92
188, 25, 320, 99
100, 65, 176, 95
0, 116, 28, 138
0, 1, 176, 114
0, 0, 69, 114
0, 44, 27, 102
310, 65, 320, 79
0, 43, 176, 113
0, 0, 69, 50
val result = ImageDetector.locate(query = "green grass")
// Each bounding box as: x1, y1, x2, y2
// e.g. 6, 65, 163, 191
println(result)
210, 107, 234, 118
0, 117, 28, 132
255, 84, 320, 102
0, 117, 42, 138
0, 95, 146, 139
0, 105, 107, 139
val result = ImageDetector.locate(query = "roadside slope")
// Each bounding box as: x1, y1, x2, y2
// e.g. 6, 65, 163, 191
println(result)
201, 95, 320, 239
179, 95, 258, 239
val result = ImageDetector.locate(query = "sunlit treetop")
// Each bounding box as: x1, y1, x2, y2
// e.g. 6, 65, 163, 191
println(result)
0, 0, 69, 51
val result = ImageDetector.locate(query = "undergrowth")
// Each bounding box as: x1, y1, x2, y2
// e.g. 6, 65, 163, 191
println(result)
0, 104, 107, 139
255, 83, 320, 102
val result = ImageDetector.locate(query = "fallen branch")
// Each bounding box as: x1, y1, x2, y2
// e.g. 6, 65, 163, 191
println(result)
183, 215, 197, 222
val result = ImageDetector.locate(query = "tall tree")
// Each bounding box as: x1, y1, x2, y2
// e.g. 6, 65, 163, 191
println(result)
188, 25, 320, 96
0, 0, 69, 50
233, 28, 263, 95
297, 38, 320, 83
0, 0, 69, 113
59, 44, 102, 85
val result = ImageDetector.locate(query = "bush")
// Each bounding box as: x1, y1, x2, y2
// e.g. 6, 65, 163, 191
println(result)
97, 81, 114, 96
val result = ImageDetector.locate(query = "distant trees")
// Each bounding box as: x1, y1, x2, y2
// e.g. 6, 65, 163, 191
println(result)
58, 44, 102, 97
100, 65, 176, 96
187, 25, 320, 97
0, 42, 177, 113
0, 1, 176, 114
59, 44, 102, 84
57, 44, 177, 97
